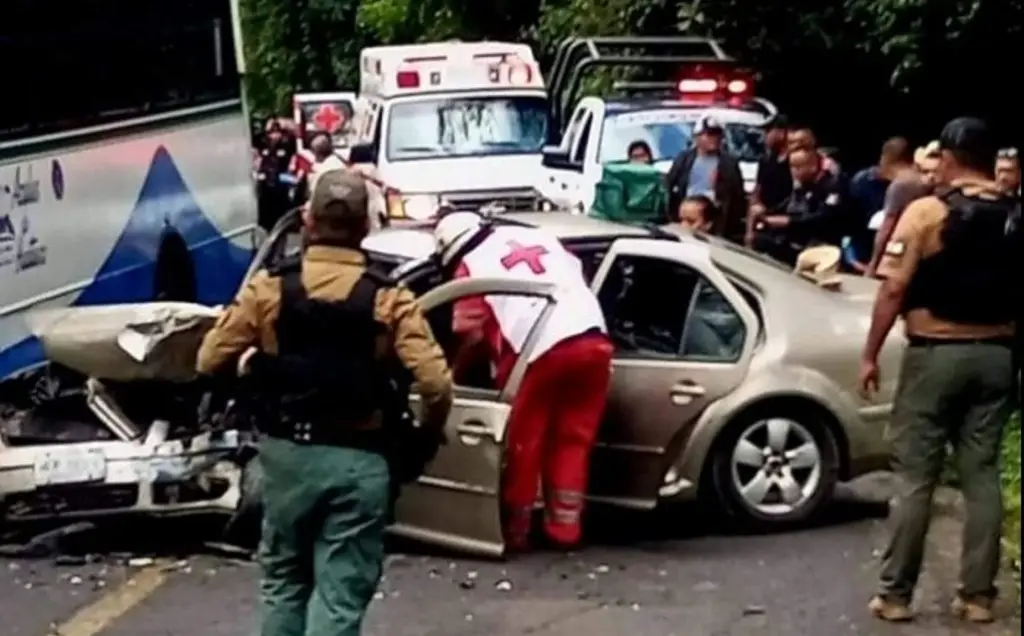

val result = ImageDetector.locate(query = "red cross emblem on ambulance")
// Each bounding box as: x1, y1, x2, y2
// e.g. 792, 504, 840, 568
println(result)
311, 104, 345, 133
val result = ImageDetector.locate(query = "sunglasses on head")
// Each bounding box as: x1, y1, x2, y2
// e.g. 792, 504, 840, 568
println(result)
997, 147, 1018, 159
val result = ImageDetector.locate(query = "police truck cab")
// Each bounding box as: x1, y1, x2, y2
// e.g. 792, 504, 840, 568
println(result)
537, 37, 776, 211
348, 42, 549, 225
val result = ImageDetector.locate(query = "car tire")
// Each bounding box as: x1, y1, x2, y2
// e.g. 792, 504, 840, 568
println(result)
706, 405, 841, 530
153, 233, 197, 303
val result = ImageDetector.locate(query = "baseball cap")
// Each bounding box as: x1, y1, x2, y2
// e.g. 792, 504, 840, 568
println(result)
308, 169, 369, 223
938, 117, 997, 158
694, 115, 724, 134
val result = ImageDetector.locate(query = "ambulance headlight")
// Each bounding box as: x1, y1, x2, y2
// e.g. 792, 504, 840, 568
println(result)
402, 195, 440, 220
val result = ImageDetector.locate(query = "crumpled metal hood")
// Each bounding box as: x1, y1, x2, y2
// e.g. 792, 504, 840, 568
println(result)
27, 303, 219, 383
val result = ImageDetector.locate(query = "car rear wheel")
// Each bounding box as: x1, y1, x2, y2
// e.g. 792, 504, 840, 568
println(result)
708, 409, 840, 528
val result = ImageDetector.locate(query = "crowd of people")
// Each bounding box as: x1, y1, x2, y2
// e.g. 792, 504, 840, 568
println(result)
210, 111, 1019, 634
650, 114, 1021, 277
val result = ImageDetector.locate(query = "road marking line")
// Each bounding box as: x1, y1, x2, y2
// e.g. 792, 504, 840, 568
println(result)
51, 560, 172, 636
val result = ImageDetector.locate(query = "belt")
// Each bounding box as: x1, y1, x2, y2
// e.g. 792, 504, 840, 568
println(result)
907, 335, 1014, 348
264, 419, 387, 452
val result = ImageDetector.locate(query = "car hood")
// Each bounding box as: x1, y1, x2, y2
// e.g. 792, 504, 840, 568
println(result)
382, 155, 544, 195
26, 303, 219, 382
363, 227, 436, 262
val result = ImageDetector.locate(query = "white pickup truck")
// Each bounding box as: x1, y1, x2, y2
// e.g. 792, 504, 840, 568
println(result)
537, 99, 773, 211
536, 36, 777, 211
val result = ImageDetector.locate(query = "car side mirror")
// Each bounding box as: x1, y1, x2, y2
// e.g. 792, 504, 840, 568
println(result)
348, 143, 377, 165
542, 147, 572, 169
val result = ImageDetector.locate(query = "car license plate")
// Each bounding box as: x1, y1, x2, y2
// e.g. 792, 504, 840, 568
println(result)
33, 448, 107, 487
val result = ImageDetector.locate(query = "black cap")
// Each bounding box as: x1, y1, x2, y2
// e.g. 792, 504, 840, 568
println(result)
938, 117, 998, 164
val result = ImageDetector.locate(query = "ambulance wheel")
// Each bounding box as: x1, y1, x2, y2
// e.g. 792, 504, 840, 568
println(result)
154, 233, 197, 302
705, 402, 840, 529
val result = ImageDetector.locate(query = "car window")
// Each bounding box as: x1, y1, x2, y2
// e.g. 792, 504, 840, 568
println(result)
420, 292, 547, 393
597, 255, 745, 362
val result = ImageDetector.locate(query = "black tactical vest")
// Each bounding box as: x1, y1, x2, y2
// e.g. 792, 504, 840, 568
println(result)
269, 263, 392, 429
903, 189, 1021, 325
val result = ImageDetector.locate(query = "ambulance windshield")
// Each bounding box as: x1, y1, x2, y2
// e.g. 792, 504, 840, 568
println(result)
599, 109, 765, 163
386, 95, 548, 161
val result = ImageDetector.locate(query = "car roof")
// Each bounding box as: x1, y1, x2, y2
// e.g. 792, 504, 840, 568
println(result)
364, 212, 833, 300
496, 212, 650, 240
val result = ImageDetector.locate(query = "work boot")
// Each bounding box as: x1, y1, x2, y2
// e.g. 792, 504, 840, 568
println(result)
868, 596, 914, 622
950, 595, 995, 623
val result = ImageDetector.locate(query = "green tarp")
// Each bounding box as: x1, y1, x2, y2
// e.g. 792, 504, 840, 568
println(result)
589, 162, 667, 224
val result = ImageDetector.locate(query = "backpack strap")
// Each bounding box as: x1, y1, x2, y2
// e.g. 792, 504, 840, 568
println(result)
279, 264, 307, 307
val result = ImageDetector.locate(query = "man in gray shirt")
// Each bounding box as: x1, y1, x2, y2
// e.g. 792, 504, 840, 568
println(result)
865, 170, 933, 276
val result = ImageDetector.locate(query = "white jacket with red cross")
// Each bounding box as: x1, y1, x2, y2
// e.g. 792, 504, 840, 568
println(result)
452, 225, 606, 381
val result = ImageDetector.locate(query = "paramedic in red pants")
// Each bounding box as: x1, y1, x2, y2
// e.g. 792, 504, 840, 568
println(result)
433, 211, 614, 552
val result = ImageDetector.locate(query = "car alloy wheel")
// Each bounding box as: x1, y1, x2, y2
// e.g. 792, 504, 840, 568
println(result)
708, 409, 840, 528
729, 417, 822, 516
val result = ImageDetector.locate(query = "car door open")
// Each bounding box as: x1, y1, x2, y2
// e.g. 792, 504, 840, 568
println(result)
388, 276, 557, 558
586, 238, 760, 509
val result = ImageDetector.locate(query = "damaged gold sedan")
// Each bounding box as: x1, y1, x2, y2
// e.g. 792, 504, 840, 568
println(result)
1, 211, 902, 558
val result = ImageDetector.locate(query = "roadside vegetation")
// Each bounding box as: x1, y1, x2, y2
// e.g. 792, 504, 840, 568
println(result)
1003, 412, 1021, 586
238, 0, 1020, 162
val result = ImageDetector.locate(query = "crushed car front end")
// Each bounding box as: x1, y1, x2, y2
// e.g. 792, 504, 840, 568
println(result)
0, 304, 257, 527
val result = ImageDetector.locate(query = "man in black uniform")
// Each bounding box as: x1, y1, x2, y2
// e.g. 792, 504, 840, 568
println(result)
255, 119, 296, 230
197, 170, 453, 635
749, 147, 846, 266
860, 117, 1020, 624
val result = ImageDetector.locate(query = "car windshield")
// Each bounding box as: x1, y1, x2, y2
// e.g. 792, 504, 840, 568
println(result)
386, 95, 548, 161
598, 109, 765, 163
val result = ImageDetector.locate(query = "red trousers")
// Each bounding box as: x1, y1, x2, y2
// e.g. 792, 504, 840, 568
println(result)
502, 332, 614, 550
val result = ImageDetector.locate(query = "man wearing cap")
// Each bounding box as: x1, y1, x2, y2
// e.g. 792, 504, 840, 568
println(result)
860, 117, 1020, 624
995, 147, 1020, 196
196, 169, 453, 636
665, 115, 746, 241
913, 141, 941, 187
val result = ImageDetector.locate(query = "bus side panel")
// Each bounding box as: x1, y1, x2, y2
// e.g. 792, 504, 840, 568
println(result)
0, 108, 258, 381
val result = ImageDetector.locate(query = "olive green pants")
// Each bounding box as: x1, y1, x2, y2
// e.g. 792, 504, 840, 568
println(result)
258, 438, 389, 636
879, 341, 1014, 604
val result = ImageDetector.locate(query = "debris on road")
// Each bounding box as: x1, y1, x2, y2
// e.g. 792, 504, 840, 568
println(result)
0, 521, 95, 559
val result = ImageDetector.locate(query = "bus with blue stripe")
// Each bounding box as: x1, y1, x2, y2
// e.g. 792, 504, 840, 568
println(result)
0, 0, 259, 389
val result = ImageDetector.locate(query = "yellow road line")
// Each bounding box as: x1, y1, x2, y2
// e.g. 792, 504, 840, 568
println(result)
51, 560, 172, 636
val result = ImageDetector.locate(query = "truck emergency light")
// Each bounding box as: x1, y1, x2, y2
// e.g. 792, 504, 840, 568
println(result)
677, 63, 755, 106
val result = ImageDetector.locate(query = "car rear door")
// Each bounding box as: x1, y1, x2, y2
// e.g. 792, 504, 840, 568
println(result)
586, 238, 760, 509
388, 276, 557, 558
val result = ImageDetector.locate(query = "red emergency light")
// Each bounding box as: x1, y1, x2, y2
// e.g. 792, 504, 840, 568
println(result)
677, 63, 755, 107
396, 68, 420, 88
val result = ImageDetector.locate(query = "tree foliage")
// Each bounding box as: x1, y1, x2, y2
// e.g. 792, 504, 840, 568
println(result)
239, 0, 1022, 157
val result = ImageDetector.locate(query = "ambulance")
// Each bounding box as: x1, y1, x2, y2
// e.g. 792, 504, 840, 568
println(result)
349, 42, 549, 225
290, 92, 357, 178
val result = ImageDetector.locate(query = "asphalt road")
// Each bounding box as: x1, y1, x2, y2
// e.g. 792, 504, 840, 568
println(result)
1, 474, 1019, 636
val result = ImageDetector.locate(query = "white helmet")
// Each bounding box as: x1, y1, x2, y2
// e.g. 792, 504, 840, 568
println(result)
434, 211, 484, 266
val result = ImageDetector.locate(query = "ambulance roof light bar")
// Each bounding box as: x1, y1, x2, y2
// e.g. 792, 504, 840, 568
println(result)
547, 36, 732, 134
